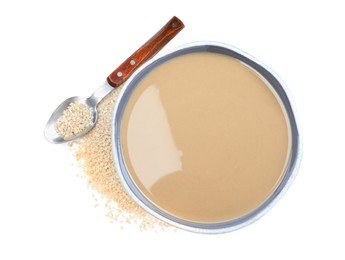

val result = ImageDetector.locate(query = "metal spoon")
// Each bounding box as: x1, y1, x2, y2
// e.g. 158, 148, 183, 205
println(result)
44, 16, 184, 144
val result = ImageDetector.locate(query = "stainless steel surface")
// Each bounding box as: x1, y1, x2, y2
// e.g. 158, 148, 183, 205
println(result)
44, 81, 113, 144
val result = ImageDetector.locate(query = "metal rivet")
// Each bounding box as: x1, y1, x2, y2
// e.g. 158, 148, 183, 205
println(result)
172, 22, 177, 28
117, 71, 123, 77
130, 59, 136, 65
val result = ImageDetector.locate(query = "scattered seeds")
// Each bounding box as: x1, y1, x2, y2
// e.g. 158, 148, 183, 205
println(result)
56, 102, 93, 139
69, 86, 168, 230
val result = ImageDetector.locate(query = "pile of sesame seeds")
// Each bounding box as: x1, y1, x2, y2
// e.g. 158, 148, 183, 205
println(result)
69, 86, 167, 230
56, 102, 93, 139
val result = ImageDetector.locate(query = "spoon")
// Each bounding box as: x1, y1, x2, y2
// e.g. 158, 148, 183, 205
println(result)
44, 16, 184, 144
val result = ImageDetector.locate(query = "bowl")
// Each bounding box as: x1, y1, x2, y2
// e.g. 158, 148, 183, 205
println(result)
111, 41, 302, 233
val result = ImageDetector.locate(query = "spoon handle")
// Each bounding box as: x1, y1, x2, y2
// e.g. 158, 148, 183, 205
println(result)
107, 16, 184, 88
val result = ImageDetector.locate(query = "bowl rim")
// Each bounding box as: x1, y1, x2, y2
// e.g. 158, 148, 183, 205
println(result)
111, 41, 303, 234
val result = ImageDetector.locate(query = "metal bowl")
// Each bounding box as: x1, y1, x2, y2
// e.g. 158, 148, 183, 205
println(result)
111, 41, 302, 233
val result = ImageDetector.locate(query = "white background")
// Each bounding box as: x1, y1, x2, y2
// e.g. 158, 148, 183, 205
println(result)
1, 0, 344, 259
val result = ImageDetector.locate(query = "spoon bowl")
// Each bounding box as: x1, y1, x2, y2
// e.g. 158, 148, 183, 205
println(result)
44, 81, 113, 143
44, 97, 96, 144
44, 97, 98, 144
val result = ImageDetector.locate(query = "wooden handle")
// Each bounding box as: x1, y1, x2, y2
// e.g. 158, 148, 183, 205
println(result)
107, 16, 184, 88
